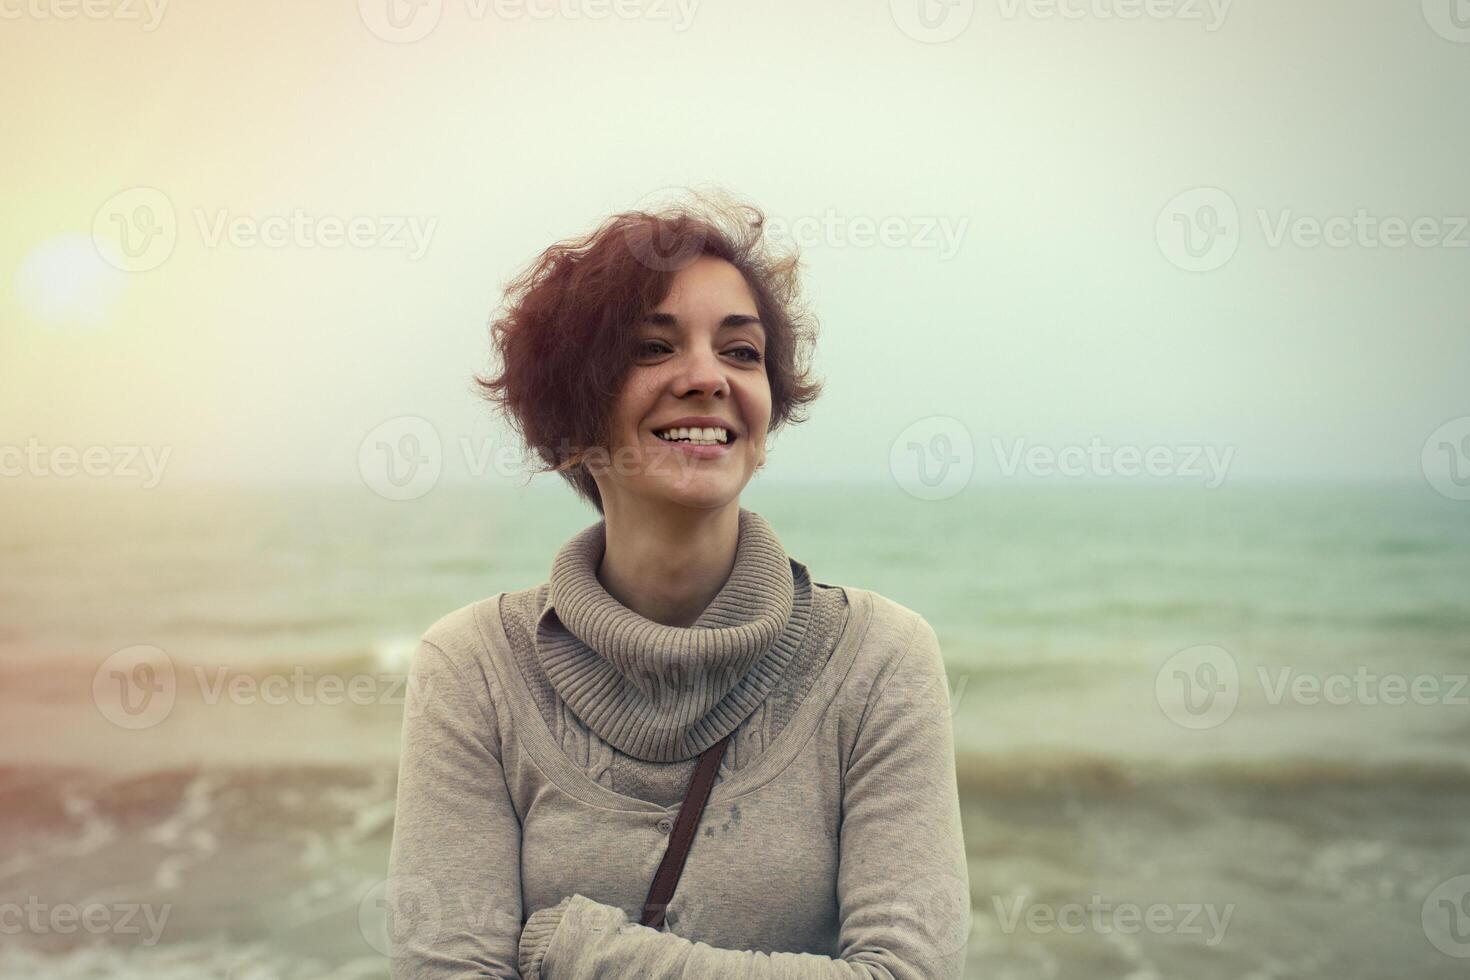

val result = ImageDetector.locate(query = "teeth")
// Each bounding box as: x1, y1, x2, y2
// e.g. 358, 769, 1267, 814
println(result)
655, 426, 730, 445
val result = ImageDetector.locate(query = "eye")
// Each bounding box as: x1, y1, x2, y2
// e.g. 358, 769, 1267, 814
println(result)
728, 347, 763, 363
637, 339, 672, 357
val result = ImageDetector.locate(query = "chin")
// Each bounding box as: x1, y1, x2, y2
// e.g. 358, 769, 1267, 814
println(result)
652, 477, 746, 511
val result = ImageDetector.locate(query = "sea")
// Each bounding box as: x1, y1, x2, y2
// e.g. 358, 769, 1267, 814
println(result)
1, 480, 1467, 979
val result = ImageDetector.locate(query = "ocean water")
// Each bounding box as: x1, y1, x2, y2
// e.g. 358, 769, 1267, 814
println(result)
1, 481, 1467, 979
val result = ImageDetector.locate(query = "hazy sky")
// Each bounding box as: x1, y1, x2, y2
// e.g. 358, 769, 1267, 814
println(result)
4, 0, 1467, 491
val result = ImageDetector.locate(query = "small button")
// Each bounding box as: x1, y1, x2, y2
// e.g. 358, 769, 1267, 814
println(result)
655, 817, 674, 834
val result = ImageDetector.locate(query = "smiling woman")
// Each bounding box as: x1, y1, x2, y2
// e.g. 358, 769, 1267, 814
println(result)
386, 191, 972, 978
472, 192, 822, 518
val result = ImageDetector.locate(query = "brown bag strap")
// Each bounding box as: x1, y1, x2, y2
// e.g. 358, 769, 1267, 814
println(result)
639, 731, 732, 929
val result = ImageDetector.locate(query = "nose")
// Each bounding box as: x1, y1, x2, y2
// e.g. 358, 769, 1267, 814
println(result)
671, 344, 729, 400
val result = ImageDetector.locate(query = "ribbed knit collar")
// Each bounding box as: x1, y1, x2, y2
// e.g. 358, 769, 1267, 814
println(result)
534, 506, 812, 763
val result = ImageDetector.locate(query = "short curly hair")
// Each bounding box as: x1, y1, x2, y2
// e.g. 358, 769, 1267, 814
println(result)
474, 189, 824, 514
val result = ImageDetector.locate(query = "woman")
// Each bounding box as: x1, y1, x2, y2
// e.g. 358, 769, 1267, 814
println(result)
386, 192, 971, 978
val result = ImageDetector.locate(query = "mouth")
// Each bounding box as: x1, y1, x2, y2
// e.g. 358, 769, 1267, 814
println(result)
651, 425, 737, 446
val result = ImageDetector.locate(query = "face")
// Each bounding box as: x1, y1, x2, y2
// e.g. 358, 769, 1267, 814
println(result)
587, 255, 772, 516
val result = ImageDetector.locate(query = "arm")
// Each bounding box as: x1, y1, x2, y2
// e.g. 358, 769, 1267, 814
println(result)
516, 616, 972, 979
388, 639, 524, 979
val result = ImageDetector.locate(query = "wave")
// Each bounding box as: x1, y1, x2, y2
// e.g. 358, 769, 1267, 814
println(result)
155, 613, 364, 637
951, 750, 1470, 797
0, 636, 425, 698
7, 749, 1470, 820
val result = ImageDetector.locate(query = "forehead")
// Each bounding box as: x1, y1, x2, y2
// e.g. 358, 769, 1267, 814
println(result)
655, 256, 758, 311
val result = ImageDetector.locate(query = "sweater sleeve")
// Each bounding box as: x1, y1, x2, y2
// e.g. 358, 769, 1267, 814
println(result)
518, 615, 972, 980
387, 639, 524, 979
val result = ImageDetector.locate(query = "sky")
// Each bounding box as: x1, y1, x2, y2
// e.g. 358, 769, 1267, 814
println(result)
3, 0, 1468, 491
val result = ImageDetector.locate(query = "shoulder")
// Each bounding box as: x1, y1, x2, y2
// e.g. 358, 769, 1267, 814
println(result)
413, 583, 540, 687
815, 579, 934, 670
814, 582, 943, 709
406, 586, 544, 734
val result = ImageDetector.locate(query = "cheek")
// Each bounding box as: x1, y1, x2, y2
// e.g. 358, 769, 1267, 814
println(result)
612, 377, 659, 435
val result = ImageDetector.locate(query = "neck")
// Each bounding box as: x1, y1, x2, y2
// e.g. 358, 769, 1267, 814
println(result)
596, 498, 742, 628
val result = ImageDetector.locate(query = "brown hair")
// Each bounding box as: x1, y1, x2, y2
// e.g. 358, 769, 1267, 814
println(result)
474, 189, 823, 514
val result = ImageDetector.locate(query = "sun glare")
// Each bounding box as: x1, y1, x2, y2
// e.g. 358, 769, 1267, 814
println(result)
16, 233, 127, 329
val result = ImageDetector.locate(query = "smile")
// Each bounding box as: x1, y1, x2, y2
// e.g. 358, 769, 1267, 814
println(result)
653, 426, 733, 446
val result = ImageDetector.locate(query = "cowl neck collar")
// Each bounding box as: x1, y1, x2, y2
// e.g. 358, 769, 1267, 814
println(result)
535, 507, 812, 762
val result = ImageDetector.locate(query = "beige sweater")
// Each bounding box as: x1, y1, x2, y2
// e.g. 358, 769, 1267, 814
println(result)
387, 507, 971, 978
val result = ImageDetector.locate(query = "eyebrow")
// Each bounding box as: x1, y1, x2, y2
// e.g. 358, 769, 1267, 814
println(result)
641, 312, 765, 334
